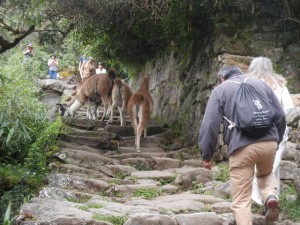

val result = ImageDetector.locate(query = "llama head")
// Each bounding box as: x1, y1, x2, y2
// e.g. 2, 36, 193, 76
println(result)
108, 68, 118, 80
140, 75, 149, 90
56, 103, 69, 117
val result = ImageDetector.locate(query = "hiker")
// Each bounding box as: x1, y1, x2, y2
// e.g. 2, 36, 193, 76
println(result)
96, 62, 107, 75
22, 43, 34, 64
48, 54, 58, 79
198, 65, 286, 225
247, 56, 294, 205
24, 43, 34, 58
78, 53, 88, 78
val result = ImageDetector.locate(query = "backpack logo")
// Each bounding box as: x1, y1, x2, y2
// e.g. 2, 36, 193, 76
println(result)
253, 99, 262, 110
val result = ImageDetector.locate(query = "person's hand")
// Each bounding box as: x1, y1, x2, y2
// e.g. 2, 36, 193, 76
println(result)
203, 160, 212, 170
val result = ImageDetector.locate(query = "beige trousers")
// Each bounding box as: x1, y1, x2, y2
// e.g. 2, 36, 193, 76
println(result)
229, 141, 277, 225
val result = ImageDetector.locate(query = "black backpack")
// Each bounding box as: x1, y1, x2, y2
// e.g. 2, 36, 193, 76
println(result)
223, 77, 276, 138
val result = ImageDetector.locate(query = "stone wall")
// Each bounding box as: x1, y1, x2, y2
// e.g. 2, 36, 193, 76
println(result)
142, 36, 300, 147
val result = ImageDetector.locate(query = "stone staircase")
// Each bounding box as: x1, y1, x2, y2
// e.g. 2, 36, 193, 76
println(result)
15, 107, 300, 225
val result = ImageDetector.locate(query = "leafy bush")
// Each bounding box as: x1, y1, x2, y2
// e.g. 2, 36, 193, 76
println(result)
0, 48, 63, 222
0, 118, 62, 222
0, 51, 49, 164
215, 162, 230, 182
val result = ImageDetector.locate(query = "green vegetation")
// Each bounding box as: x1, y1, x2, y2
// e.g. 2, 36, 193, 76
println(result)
0, 45, 66, 222
133, 188, 162, 200
88, 203, 104, 209
192, 181, 204, 190
280, 184, 300, 222
170, 121, 184, 144
114, 172, 127, 180
3, 202, 11, 225
251, 203, 264, 214
273, 63, 283, 74
66, 195, 91, 204
92, 213, 127, 225
78, 205, 89, 211
158, 176, 176, 186
215, 163, 230, 182
78, 203, 103, 211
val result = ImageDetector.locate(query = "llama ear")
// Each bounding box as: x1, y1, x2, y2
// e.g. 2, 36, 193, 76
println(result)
108, 70, 117, 79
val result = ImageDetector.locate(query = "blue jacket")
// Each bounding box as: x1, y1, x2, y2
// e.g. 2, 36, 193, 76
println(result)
199, 74, 286, 161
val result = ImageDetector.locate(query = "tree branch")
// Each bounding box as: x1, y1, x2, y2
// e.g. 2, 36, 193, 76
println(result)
0, 25, 35, 54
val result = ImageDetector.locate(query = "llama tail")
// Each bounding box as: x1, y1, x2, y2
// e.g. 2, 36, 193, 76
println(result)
135, 105, 140, 124
114, 78, 123, 101
133, 93, 144, 125
107, 70, 118, 100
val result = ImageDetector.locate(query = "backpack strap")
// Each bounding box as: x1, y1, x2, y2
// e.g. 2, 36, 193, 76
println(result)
223, 76, 250, 130
243, 76, 250, 83
223, 116, 237, 130
227, 76, 250, 85
227, 80, 241, 85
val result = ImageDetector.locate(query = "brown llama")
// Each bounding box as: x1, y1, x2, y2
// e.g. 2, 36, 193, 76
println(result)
127, 76, 153, 152
61, 69, 117, 120
109, 78, 133, 126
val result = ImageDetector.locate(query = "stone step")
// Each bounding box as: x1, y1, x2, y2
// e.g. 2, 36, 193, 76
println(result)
54, 148, 118, 175
117, 146, 166, 154
50, 163, 110, 179
106, 124, 166, 137
63, 117, 107, 130
121, 136, 170, 149
47, 173, 110, 195
58, 140, 110, 155
61, 134, 119, 150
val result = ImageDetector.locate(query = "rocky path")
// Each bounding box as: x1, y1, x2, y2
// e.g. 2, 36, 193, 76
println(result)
15, 107, 300, 225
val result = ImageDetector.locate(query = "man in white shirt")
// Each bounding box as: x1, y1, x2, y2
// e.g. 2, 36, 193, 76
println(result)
96, 62, 107, 75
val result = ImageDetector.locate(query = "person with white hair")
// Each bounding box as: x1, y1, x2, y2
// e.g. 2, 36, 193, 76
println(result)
247, 56, 294, 205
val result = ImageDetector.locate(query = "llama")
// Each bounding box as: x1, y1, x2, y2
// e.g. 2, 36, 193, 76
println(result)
127, 76, 153, 152
58, 79, 99, 119
61, 69, 117, 120
109, 78, 133, 126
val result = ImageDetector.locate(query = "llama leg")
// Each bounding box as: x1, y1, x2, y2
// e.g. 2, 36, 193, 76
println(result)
90, 103, 97, 120
133, 126, 138, 149
101, 105, 107, 121
121, 101, 127, 126
69, 100, 83, 117
122, 109, 126, 126
144, 125, 148, 137
86, 103, 91, 119
109, 104, 115, 124
136, 124, 144, 153
118, 106, 124, 126
106, 104, 112, 116
64, 97, 76, 107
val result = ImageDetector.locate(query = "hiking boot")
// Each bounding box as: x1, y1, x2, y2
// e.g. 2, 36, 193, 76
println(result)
264, 195, 279, 222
